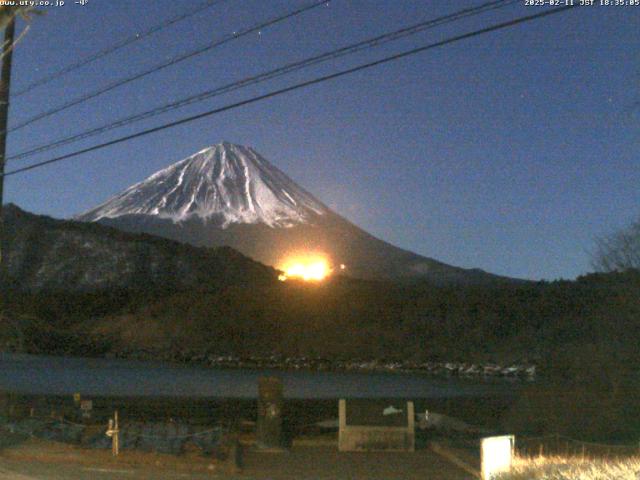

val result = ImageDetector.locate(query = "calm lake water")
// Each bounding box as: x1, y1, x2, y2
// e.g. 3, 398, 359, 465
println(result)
0, 353, 521, 399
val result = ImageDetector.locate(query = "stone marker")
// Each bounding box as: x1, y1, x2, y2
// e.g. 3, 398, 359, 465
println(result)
256, 377, 283, 450
338, 399, 415, 452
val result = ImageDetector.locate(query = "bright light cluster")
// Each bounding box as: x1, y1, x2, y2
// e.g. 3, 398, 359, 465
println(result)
278, 254, 342, 282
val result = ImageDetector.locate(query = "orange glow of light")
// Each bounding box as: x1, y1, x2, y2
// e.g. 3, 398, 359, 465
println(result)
279, 255, 332, 282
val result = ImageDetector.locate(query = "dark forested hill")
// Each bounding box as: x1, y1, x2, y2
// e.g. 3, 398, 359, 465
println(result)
2, 203, 278, 292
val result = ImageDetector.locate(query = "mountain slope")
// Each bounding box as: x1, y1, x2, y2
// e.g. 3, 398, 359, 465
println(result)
78, 142, 510, 284
80, 142, 327, 228
2, 204, 277, 292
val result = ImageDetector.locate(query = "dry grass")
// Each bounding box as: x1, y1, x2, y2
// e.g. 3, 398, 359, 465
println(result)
498, 455, 640, 480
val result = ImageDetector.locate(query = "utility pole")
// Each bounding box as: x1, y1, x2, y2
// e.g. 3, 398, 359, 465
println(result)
0, 14, 16, 286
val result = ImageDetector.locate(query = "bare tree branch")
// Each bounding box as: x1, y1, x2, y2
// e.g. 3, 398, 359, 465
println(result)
592, 219, 640, 272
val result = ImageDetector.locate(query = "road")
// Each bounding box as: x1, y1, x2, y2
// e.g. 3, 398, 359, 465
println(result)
0, 460, 226, 480
0, 446, 474, 480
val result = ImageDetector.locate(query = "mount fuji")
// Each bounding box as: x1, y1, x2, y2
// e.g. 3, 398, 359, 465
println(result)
78, 142, 506, 284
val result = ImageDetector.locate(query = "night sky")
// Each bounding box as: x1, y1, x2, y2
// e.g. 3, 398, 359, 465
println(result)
4, 0, 639, 281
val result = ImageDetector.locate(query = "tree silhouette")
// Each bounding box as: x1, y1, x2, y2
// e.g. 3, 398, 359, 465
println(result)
592, 218, 640, 272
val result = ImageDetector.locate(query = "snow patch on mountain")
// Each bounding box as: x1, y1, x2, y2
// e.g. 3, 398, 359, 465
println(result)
78, 142, 328, 228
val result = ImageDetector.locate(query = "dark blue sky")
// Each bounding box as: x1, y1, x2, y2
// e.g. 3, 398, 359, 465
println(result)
4, 0, 639, 280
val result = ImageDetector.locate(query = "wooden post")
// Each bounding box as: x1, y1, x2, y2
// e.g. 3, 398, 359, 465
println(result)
113, 410, 119, 456
107, 411, 120, 456
338, 399, 346, 448
407, 401, 415, 452
538, 443, 543, 458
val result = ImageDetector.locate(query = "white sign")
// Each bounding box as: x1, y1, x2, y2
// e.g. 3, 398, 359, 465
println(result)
481, 435, 514, 480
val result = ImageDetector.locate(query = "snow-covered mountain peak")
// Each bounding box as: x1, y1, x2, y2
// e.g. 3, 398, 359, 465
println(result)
78, 142, 328, 228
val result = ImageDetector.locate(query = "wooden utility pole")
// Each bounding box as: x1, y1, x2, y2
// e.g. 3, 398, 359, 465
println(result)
0, 14, 15, 286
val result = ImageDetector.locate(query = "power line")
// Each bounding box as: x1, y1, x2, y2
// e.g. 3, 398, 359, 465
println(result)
13, 0, 230, 97
7, 0, 519, 163
6, 0, 331, 133
1, 4, 577, 179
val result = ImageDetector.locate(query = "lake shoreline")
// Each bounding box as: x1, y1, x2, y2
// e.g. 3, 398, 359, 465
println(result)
0, 352, 525, 399
105, 350, 537, 380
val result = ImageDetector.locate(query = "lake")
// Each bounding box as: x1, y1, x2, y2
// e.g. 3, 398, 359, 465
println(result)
0, 353, 521, 399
